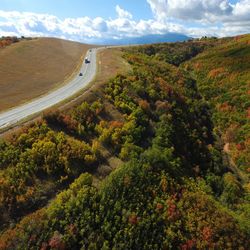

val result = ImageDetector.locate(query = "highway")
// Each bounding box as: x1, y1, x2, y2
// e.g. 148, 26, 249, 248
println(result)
0, 48, 97, 129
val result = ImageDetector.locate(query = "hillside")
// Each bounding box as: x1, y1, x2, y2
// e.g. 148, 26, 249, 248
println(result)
0, 38, 94, 112
185, 35, 250, 177
0, 36, 249, 249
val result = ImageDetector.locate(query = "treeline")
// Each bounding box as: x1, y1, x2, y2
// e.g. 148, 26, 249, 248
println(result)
0, 36, 33, 49
0, 37, 19, 48
0, 37, 249, 249
124, 39, 220, 66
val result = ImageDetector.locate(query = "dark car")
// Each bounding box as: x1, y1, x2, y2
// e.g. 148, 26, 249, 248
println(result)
79, 73, 83, 76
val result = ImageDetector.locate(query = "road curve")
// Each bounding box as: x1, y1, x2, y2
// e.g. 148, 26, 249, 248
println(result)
0, 48, 98, 129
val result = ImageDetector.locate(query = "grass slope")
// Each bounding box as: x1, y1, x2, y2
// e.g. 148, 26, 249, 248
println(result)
0, 38, 94, 111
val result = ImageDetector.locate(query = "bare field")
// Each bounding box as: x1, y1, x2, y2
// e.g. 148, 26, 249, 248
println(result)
0, 38, 94, 112
95, 47, 131, 84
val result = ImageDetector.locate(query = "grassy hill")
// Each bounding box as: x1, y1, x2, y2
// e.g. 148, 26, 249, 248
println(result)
0, 38, 94, 112
0, 36, 249, 249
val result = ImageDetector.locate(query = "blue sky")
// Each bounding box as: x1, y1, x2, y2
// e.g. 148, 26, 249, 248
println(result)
0, 0, 153, 20
0, 0, 249, 42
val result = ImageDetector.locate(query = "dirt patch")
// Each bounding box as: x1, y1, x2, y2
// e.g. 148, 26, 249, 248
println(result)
0, 38, 94, 111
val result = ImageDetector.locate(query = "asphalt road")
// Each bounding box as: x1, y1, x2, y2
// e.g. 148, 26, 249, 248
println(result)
0, 48, 97, 129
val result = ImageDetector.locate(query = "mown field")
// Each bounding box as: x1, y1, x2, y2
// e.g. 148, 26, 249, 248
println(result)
0, 38, 94, 111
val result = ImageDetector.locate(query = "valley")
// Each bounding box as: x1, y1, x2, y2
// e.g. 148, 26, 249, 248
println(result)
0, 35, 249, 249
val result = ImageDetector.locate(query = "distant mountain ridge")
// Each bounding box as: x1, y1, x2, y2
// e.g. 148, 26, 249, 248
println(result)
89, 33, 190, 45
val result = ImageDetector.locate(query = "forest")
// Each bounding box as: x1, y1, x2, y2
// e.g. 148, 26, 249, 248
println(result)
0, 34, 249, 249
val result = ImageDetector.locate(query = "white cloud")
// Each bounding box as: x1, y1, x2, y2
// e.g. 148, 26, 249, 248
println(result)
93, 17, 108, 32
234, 0, 250, 14
146, 0, 169, 21
146, 0, 250, 37
0, 7, 181, 42
0, 2, 249, 42
146, 0, 234, 21
115, 5, 133, 19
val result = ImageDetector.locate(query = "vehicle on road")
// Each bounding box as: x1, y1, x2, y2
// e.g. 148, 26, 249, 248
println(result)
0, 47, 97, 130
85, 57, 90, 63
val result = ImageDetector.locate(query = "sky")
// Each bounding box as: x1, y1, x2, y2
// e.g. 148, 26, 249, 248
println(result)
0, 0, 249, 42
